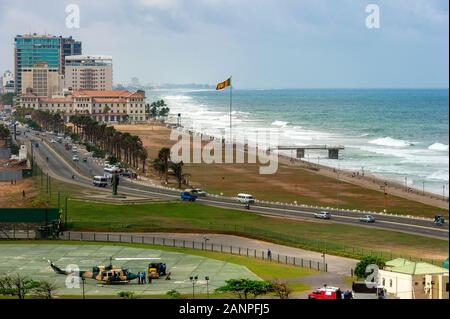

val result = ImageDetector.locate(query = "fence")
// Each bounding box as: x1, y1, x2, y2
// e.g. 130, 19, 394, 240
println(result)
63, 221, 444, 265
61, 231, 328, 272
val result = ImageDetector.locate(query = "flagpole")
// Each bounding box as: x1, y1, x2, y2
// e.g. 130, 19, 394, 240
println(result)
230, 76, 232, 143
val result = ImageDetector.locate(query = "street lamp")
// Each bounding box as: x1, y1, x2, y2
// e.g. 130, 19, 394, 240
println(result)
205, 276, 210, 299
81, 277, 86, 299
190, 275, 198, 299
203, 237, 210, 250
321, 252, 326, 272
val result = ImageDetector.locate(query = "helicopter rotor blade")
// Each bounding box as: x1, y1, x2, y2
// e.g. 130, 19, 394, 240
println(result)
114, 257, 162, 261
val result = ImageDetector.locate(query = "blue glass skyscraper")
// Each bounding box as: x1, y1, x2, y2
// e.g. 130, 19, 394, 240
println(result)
14, 34, 82, 93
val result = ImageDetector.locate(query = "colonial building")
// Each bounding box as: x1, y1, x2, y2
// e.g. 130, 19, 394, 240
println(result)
18, 89, 146, 123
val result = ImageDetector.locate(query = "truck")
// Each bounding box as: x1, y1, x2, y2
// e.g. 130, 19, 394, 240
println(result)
308, 286, 345, 299
180, 192, 197, 202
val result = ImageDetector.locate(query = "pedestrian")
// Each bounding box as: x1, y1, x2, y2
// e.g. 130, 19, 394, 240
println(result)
148, 272, 153, 284
141, 271, 146, 284
267, 248, 272, 261
22, 190, 25, 198
137, 272, 141, 284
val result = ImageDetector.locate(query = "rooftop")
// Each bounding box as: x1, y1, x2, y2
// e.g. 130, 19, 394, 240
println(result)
384, 258, 449, 275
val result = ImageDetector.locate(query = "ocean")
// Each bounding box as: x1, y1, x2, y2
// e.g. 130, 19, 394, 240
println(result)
146, 88, 449, 196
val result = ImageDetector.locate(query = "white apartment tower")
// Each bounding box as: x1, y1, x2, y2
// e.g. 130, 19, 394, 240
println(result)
64, 55, 113, 91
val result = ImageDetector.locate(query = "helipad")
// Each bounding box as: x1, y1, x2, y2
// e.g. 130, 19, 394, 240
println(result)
0, 244, 260, 297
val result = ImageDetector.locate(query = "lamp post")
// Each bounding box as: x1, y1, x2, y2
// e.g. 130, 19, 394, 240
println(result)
190, 275, 198, 299
321, 252, 326, 272
203, 237, 210, 250
81, 277, 85, 299
205, 276, 210, 299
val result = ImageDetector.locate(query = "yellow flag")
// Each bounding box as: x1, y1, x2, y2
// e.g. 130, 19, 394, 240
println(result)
216, 77, 231, 90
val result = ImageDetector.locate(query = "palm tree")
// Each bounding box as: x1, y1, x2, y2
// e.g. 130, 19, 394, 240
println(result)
170, 162, 190, 188
158, 147, 171, 183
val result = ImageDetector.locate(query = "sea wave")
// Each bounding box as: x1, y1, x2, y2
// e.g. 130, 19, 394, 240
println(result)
368, 137, 413, 147
427, 170, 450, 182
428, 143, 449, 151
271, 120, 289, 127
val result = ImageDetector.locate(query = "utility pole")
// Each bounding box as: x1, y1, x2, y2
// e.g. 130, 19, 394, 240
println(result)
190, 275, 198, 299
205, 276, 210, 299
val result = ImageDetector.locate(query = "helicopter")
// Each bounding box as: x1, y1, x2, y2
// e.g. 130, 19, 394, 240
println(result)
48, 256, 161, 285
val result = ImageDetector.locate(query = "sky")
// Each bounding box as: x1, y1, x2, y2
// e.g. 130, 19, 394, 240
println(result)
0, 0, 448, 89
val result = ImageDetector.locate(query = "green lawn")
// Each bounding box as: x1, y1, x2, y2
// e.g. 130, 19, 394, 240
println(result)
60, 199, 448, 262
0, 241, 314, 297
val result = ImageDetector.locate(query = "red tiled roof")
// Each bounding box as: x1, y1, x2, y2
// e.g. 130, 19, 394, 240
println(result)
72, 90, 145, 98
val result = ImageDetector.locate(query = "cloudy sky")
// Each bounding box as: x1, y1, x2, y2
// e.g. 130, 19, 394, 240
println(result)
0, 0, 448, 88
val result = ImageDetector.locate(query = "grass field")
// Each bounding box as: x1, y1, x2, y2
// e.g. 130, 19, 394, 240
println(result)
116, 124, 448, 218
0, 242, 314, 298
60, 198, 448, 261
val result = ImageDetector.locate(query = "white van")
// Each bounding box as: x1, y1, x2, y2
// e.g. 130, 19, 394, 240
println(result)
237, 193, 255, 204
93, 176, 108, 187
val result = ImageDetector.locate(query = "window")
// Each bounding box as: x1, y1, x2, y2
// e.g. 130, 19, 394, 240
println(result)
389, 279, 393, 288
382, 278, 385, 286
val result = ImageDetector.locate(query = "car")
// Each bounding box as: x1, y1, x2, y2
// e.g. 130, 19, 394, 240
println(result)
186, 188, 207, 197
72, 155, 79, 161
82, 157, 88, 162
180, 192, 197, 202
93, 176, 108, 187
360, 215, 375, 223
308, 286, 344, 299
237, 193, 255, 204
50, 139, 56, 143
314, 211, 331, 219
434, 215, 445, 226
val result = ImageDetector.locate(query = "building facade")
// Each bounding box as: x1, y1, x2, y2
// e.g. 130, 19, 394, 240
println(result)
65, 55, 113, 91
19, 90, 146, 123
14, 34, 81, 93
378, 258, 449, 299
21, 62, 62, 97
1, 70, 15, 94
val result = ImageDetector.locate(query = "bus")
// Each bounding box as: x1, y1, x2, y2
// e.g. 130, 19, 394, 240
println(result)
104, 166, 120, 178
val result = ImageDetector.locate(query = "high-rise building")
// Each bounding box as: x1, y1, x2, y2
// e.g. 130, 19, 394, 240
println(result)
14, 33, 82, 93
21, 62, 62, 97
64, 55, 113, 91
0, 70, 15, 94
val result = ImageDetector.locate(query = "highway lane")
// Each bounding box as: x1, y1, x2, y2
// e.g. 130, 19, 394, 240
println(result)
19, 129, 449, 240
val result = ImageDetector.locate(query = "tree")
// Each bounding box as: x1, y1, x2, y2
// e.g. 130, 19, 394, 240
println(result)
33, 280, 57, 299
170, 162, 190, 188
271, 280, 292, 299
0, 274, 40, 299
117, 291, 136, 299
158, 147, 171, 183
215, 279, 274, 299
166, 289, 181, 299
0, 124, 10, 139
354, 256, 385, 280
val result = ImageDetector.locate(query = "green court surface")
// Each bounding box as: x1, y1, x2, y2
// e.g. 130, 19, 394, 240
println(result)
0, 244, 260, 296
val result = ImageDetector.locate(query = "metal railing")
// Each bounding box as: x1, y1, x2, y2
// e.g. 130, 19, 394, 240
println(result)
61, 231, 328, 272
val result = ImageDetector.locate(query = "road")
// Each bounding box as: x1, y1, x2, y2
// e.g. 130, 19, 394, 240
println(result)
18, 128, 449, 240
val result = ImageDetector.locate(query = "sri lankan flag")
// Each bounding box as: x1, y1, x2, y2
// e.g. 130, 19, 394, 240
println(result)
216, 77, 231, 90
